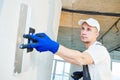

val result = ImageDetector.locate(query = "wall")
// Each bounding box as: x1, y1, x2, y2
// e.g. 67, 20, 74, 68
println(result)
0, 0, 62, 80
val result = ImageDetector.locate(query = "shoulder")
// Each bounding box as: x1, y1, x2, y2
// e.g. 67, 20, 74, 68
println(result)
91, 41, 106, 49
94, 41, 104, 47
88, 41, 108, 54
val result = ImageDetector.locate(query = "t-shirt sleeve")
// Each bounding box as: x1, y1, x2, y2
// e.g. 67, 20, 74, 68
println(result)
84, 45, 109, 65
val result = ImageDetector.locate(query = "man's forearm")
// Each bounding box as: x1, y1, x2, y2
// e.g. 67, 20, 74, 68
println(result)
56, 45, 94, 65
56, 45, 84, 65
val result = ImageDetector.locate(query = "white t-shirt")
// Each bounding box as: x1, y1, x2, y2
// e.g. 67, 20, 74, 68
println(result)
84, 41, 112, 80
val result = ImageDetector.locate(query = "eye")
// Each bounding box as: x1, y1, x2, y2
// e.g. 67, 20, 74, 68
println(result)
81, 27, 84, 30
87, 28, 91, 31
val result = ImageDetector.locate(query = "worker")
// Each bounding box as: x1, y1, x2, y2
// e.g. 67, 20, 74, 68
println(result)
20, 18, 112, 80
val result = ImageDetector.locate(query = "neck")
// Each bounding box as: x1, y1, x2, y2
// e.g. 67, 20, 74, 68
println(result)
85, 40, 96, 49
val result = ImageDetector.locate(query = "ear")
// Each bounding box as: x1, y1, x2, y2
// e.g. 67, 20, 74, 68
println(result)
96, 32, 99, 38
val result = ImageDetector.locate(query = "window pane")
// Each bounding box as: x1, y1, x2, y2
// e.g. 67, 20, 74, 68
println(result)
51, 60, 70, 80
65, 63, 70, 73
112, 62, 120, 80
54, 75, 62, 80
56, 61, 64, 74
63, 76, 69, 80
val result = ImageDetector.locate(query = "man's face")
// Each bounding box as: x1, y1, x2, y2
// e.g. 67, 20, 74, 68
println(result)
80, 22, 99, 43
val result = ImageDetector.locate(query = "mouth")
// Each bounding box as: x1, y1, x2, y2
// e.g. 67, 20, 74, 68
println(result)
81, 36, 87, 39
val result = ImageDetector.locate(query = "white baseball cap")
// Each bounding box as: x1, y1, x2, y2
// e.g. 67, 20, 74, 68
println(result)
78, 18, 100, 32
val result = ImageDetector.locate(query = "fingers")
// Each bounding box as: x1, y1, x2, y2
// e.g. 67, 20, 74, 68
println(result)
19, 44, 29, 49
35, 33, 52, 41
35, 33, 46, 38
23, 34, 40, 41
23, 33, 48, 40
20, 33, 46, 50
19, 43, 39, 49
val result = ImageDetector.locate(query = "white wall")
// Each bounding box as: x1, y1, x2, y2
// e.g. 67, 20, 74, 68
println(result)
0, 0, 62, 80
0, 0, 20, 80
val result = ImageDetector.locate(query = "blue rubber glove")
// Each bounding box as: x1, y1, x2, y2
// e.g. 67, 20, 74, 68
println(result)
22, 33, 59, 54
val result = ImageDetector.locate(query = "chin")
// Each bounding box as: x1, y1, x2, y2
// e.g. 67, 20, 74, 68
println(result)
81, 40, 90, 43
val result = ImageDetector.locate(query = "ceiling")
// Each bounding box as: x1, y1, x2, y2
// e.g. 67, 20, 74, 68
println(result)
61, 0, 120, 13
58, 0, 120, 54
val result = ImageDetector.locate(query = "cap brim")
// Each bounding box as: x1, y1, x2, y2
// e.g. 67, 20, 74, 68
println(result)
78, 20, 86, 26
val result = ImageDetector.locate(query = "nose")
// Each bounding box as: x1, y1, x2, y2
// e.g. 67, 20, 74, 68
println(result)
81, 29, 87, 35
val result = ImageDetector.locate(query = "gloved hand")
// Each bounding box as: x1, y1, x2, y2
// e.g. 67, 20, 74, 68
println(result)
20, 33, 59, 54
71, 71, 83, 80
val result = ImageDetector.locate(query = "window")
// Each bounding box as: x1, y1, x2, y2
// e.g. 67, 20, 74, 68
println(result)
51, 59, 71, 80
112, 61, 120, 80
